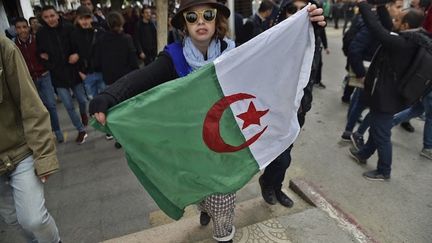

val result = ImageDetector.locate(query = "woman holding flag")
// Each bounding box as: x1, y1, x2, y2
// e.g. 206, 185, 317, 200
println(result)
90, 0, 325, 242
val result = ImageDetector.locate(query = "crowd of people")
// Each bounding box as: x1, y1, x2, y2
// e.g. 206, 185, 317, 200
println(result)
1, 0, 431, 242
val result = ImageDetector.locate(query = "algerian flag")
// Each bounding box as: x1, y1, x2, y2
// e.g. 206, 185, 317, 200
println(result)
92, 7, 314, 220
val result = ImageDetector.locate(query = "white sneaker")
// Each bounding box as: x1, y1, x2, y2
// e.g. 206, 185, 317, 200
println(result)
105, 134, 113, 140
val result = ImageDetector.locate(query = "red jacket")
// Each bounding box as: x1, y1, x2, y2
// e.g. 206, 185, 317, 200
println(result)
424, 6, 432, 33
15, 35, 47, 81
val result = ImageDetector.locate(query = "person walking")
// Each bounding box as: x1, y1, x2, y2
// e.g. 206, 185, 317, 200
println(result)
134, 5, 158, 65
0, 34, 61, 243
14, 17, 64, 143
94, 11, 139, 86
37, 5, 88, 144
349, 0, 429, 181
72, 6, 106, 99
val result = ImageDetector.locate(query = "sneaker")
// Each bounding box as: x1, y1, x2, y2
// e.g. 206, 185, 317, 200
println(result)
106, 134, 113, 140
350, 132, 364, 151
341, 131, 352, 141
349, 147, 367, 164
420, 148, 432, 160
400, 121, 415, 132
362, 170, 390, 181
76, 131, 88, 144
81, 114, 89, 126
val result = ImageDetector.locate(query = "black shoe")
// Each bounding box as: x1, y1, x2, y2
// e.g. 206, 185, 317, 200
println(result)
199, 212, 210, 226
349, 147, 367, 164
275, 190, 294, 208
114, 142, 122, 149
350, 132, 364, 151
258, 176, 277, 205
218, 240, 233, 243
341, 97, 350, 104
341, 131, 352, 141
362, 170, 390, 181
401, 122, 415, 133
315, 82, 326, 89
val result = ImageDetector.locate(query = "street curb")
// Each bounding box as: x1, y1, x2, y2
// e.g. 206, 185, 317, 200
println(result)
289, 178, 380, 243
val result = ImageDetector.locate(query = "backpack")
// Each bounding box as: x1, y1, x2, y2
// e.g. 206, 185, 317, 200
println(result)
398, 45, 432, 106
342, 15, 361, 56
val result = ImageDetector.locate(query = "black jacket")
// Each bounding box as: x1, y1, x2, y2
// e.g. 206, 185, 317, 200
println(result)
94, 31, 139, 85
36, 17, 81, 88
134, 20, 157, 61
243, 14, 267, 42
359, 2, 432, 114
347, 16, 380, 77
71, 26, 104, 74
89, 51, 177, 114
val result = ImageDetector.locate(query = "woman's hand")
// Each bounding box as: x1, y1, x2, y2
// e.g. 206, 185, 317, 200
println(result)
307, 4, 326, 27
94, 112, 107, 125
89, 94, 117, 125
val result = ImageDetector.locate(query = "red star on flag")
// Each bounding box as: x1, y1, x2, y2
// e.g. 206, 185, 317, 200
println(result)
236, 102, 269, 130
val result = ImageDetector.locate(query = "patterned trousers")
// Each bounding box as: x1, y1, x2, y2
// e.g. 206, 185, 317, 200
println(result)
198, 193, 236, 241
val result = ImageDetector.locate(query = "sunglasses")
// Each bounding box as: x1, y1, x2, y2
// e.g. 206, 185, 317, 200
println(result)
183, 9, 217, 24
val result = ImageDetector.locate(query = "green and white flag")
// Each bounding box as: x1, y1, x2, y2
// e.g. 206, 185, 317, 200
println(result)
92, 7, 315, 220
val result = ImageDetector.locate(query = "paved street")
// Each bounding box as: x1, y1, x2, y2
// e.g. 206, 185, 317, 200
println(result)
1, 28, 431, 243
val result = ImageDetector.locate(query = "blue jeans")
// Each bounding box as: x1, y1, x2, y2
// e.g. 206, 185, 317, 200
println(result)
356, 112, 370, 135
56, 83, 87, 132
35, 73, 63, 140
358, 111, 394, 176
393, 92, 432, 149
83, 72, 105, 99
0, 156, 60, 243
345, 88, 367, 132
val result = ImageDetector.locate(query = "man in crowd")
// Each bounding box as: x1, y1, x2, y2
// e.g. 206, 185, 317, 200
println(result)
134, 5, 157, 65
29, 16, 41, 35
341, 0, 402, 148
0, 34, 61, 243
243, 0, 275, 41
14, 17, 64, 143
72, 6, 106, 99
80, 0, 108, 29
349, 0, 429, 180
37, 5, 88, 144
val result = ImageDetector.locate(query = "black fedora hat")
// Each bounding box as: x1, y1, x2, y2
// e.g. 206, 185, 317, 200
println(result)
171, 0, 230, 29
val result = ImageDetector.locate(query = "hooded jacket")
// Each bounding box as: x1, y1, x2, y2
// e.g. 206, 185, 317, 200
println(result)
93, 31, 139, 85
36, 17, 81, 88
0, 35, 59, 176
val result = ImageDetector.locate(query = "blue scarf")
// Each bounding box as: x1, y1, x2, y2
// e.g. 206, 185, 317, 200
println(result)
183, 36, 235, 70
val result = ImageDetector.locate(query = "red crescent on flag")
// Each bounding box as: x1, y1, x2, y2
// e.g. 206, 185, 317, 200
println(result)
203, 93, 268, 153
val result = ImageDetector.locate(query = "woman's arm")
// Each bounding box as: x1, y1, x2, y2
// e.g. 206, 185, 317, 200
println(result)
89, 52, 178, 118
